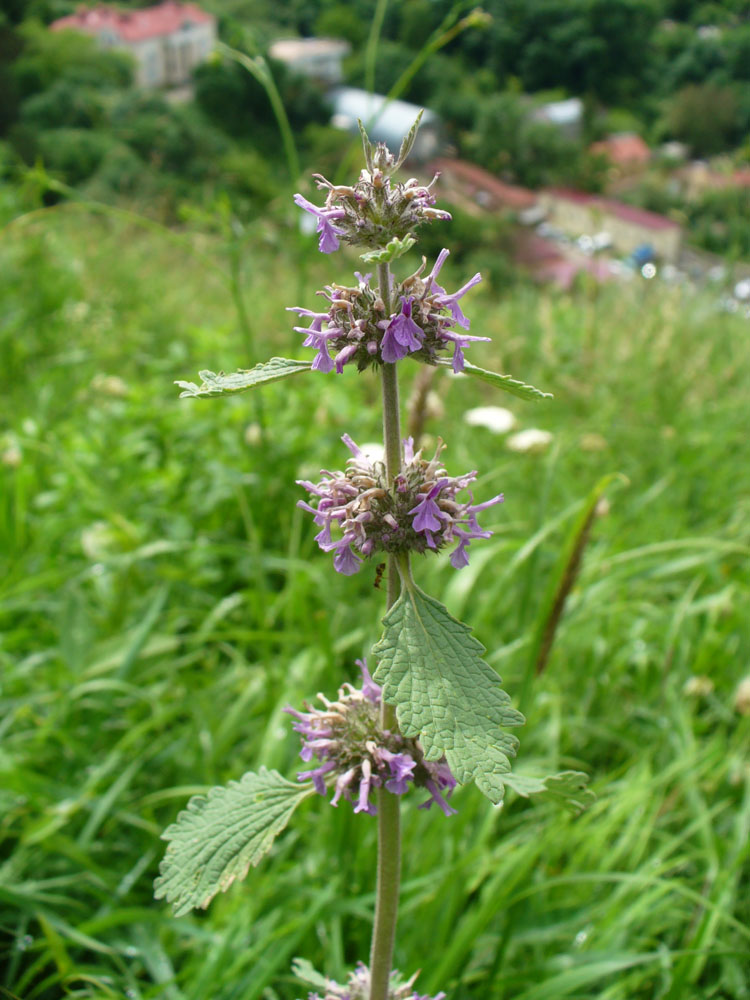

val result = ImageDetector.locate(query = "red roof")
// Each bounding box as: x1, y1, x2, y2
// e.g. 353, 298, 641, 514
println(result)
51, 2, 214, 43
590, 133, 651, 167
431, 157, 537, 211
545, 188, 680, 231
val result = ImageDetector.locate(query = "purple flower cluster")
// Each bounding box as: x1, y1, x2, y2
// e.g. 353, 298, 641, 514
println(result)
285, 661, 457, 817
294, 164, 451, 254
301, 961, 446, 1000
288, 249, 488, 374
298, 435, 504, 575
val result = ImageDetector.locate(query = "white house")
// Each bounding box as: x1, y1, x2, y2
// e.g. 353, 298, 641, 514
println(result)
329, 88, 441, 162
269, 37, 351, 86
50, 2, 216, 89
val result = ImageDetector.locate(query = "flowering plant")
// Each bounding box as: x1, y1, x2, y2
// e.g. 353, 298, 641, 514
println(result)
158, 116, 592, 999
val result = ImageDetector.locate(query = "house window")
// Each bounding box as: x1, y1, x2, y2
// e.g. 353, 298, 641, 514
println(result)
145, 50, 159, 85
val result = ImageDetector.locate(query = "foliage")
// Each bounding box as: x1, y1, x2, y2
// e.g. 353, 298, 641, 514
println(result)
155, 769, 314, 915
35, 126, 116, 185
462, 92, 605, 192
12, 19, 133, 99
194, 56, 330, 140
373, 581, 525, 803
688, 186, 750, 258
664, 83, 741, 156
2, 208, 750, 997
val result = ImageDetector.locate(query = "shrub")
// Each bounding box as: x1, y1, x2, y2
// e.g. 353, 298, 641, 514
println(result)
36, 127, 115, 185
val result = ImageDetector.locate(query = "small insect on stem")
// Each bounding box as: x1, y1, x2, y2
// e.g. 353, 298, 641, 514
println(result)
373, 563, 386, 589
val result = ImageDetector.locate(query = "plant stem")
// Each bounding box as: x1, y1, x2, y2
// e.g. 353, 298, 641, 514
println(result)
369, 262, 403, 1000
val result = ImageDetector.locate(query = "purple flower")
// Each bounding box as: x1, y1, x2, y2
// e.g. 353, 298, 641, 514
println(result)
333, 537, 361, 576
298, 760, 337, 795
357, 658, 382, 703
379, 750, 417, 794
381, 297, 423, 363
434, 271, 482, 329
420, 780, 458, 817
294, 193, 345, 254
409, 480, 448, 533
298, 960, 446, 1000
285, 660, 458, 816
298, 436, 504, 572
288, 250, 487, 374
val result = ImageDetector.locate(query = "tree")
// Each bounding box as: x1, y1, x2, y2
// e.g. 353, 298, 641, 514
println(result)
666, 83, 740, 155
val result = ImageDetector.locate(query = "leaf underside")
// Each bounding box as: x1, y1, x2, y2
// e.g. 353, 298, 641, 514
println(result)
438, 359, 553, 401
372, 584, 525, 804
502, 770, 595, 814
154, 767, 311, 916
176, 357, 313, 398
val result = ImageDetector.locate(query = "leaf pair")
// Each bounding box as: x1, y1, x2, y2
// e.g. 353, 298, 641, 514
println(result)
176, 356, 552, 401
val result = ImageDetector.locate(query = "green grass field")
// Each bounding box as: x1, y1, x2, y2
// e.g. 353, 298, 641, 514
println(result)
1, 196, 749, 999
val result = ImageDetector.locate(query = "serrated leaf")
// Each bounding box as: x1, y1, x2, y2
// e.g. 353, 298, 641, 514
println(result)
360, 235, 417, 264
501, 770, 595, 814
372, 583, 525, 804
176, 357, 312, 398
291, 958, 330, 990
154, 768, 312, 916
395, 109, 424, 169
438, 359, 553, 401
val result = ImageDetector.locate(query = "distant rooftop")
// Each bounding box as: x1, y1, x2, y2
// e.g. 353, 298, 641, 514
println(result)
51, 1, 214, 43
545, 188, 681, 231
270, 37, 351, 61
534, 97, 583, 125
590, 133, 651, 167
432, 158, 536, 212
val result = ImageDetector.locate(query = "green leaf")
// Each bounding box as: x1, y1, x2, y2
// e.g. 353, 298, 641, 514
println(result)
395, 109, 424, 169
357, 118, 374, 173
360, 234, 417, 263
520, 472, 626, 709
438, 359, 553, 401
291, 958, 330, 991
501, 770, 595, 814
176, 357, 312, 398
371, 583, 525, 804
154, 768, 312, 916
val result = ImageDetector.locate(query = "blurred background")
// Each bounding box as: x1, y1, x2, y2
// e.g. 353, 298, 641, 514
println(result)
1, 1, 749, 998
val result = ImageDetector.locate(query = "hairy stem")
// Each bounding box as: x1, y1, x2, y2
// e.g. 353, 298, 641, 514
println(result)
369, 262, 402, 1000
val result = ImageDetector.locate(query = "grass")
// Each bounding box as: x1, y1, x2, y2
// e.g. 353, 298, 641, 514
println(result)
1, 193, 749, 999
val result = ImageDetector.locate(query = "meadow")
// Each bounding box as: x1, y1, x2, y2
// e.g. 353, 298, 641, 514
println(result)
1, 185, 750, 999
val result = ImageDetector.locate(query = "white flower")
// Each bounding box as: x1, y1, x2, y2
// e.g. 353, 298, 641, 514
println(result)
2, 445, 22, 468
684, 675, 714, 697
464, 406, 516, 434
506, 428, 553, 454
90, 373, 129, 397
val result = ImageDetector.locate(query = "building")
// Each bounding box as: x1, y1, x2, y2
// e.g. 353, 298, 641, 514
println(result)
269, 37, 351, 86
530, 97, 583, 141
589, 133, 651, 174
430, 158, 537, 214
329, 88, 441, 163
50, 2, 216, 89
539, 188, 683, 262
